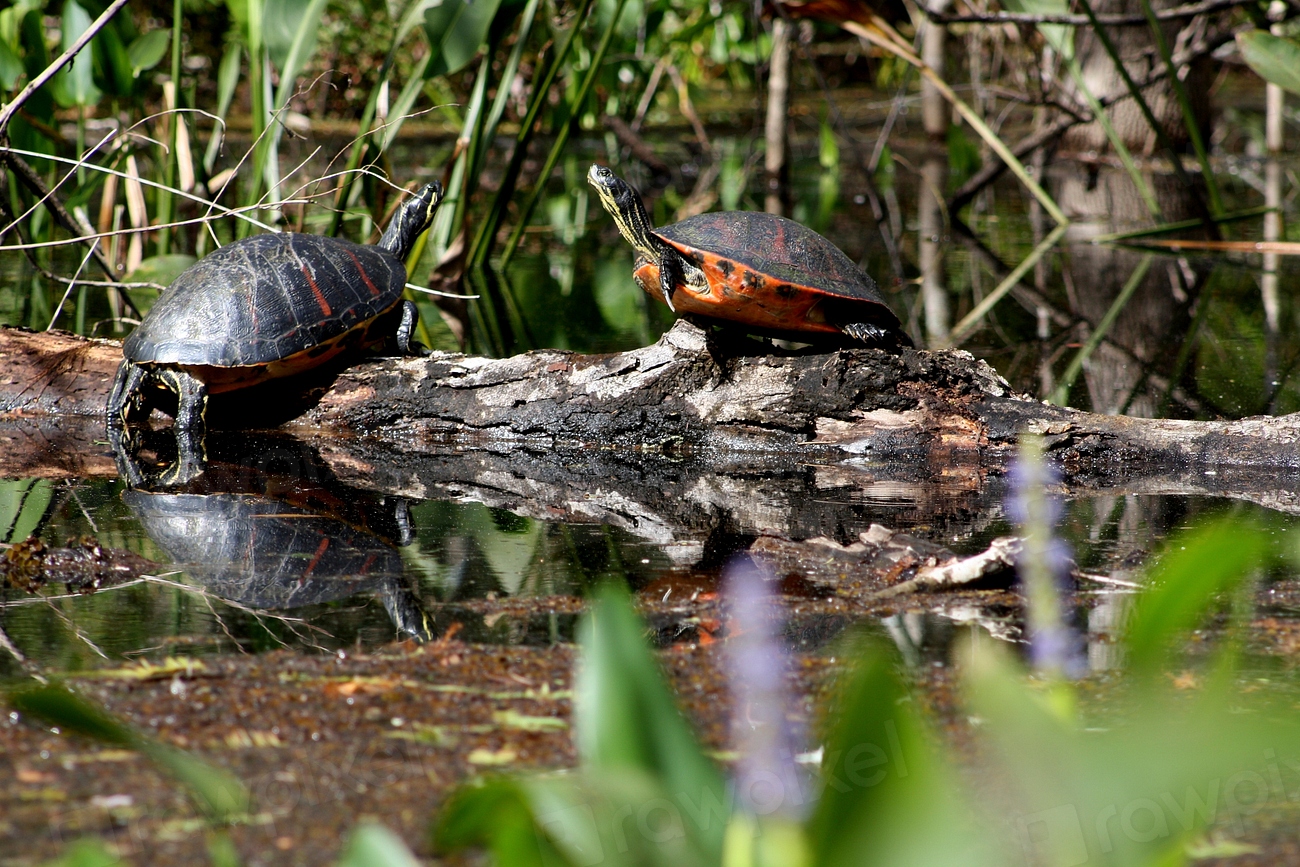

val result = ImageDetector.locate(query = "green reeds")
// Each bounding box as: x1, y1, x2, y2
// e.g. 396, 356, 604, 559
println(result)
498, 0, 632, 269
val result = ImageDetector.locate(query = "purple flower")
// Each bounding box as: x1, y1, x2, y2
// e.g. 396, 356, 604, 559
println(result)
725, 557, 810, 819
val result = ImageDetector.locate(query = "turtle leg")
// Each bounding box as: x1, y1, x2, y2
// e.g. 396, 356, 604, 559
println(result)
657, 251, 682, 313
840, 322, 915, 349
394, 300, 429, 356
157, 368, 208, 483
105, 360, 148, 431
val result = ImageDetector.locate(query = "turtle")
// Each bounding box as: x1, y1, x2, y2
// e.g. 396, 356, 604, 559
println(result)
586, 165, 911, 348
105, 180, 443, 476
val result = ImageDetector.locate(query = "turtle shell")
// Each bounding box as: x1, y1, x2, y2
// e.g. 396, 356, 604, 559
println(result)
642, 211, 901, 338
123, 233, 406, 390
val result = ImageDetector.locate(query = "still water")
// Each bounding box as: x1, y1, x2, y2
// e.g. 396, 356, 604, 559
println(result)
3, 128, 1300, 673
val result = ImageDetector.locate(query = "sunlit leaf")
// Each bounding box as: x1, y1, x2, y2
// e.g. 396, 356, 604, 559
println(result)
336, 823, 422, 867
127, 30, 169, 76
1124, 518, 1270, 678
53, 0, 101, 108
808, 635, 995, 866
0, 478, 53, 544
435, 778, 559, 866
0, 39, 24, 90
575, 585, 728, 863
1237, 31, 1300, 98
422, 0, 505, 78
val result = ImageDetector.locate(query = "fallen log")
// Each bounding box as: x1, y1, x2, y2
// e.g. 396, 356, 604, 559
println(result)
5, 321, 1300, 512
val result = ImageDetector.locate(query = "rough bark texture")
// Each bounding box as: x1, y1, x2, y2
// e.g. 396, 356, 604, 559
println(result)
6, 322, 1300, 540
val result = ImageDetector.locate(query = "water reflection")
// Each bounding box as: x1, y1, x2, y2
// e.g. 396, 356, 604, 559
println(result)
121, 434, 431, 641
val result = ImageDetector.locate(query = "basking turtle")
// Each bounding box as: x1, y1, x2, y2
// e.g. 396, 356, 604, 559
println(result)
106, 181, 443, 472
587, 165, 911, 348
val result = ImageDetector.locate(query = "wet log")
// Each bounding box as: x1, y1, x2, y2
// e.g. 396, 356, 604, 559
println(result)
6, 321, 1300, 498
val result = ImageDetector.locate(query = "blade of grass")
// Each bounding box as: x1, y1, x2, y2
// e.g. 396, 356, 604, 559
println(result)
202, 42, 241, 176
1090, 205, 1271, 243
1136, 0, 1223, 216
466, 0, 599, 269
1048, 253, 1153, 405
6, 682, 249, 822
946, 222, 1067, 346
498, 0, 630, 268
326, 0, 423, 238
156, 0, 182, 255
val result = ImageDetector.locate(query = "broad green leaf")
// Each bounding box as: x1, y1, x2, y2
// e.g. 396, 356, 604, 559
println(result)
53, 0, 101, 107
7, 683, 249, 822
125, 253, 196, 287
1124, 518, 1269, 677
965, 639, 1300, 867
422, 0, 505, 79
92, 19, 133, 95
435, 778, 557, 866
0, 39, 23, 90
808, 636, 993, 867
1237, 30, 1300, 97
575, 585, 729, 863
264, 0, 326, 86
336, 824, 422, 867
0, 478, 53, 543
127, 29, 170, 75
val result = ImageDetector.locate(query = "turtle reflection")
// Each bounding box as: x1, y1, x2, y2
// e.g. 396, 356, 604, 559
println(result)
123, 434, 431, 643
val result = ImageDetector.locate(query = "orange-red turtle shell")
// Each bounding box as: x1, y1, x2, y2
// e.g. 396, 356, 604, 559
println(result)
634, 210, 902, 339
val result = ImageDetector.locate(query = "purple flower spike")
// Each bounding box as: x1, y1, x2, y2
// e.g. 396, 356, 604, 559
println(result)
724, 557, 810, 820
1008, 435, 1087, 679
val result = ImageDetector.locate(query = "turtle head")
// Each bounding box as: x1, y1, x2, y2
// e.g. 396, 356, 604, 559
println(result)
379, 180, 444, 262
587, 165, 660, 264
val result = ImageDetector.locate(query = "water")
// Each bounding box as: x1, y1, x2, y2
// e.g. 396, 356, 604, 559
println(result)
4, 123, 1300, 669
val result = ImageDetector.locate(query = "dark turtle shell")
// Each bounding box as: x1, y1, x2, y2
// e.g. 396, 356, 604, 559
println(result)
123, 233, 406, 370
648, 210, 902, 339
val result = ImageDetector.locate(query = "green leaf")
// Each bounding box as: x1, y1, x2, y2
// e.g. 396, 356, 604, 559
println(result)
422, 0, 505, 79
264, 0, 326, 85
1237, 30, 1300, 98
435, 778, 557, 866
808, 635, 993, 867
575, 585, 729, 862
6, 683, 249, 823
55, 0, 101, 107
0, 39, 24, 91
127, 30, 169, 75
1124, 518, 1270, 677
336, 823, 422, 867
0, 478, 54, 544
40, 839, 123, 867
126, 253, 196, 287
92, 19, 133, 95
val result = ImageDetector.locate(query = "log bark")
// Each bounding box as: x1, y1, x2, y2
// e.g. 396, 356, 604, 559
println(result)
6, 321, 1300, 529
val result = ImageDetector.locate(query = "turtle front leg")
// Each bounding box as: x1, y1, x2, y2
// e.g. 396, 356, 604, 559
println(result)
156, 368, 209, 481
106, 360, 148, 431
657, 252, 682, 313
395, 300, 429, 356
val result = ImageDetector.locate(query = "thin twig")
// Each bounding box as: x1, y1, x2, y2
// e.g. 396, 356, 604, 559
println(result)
0, 0, 132, 134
